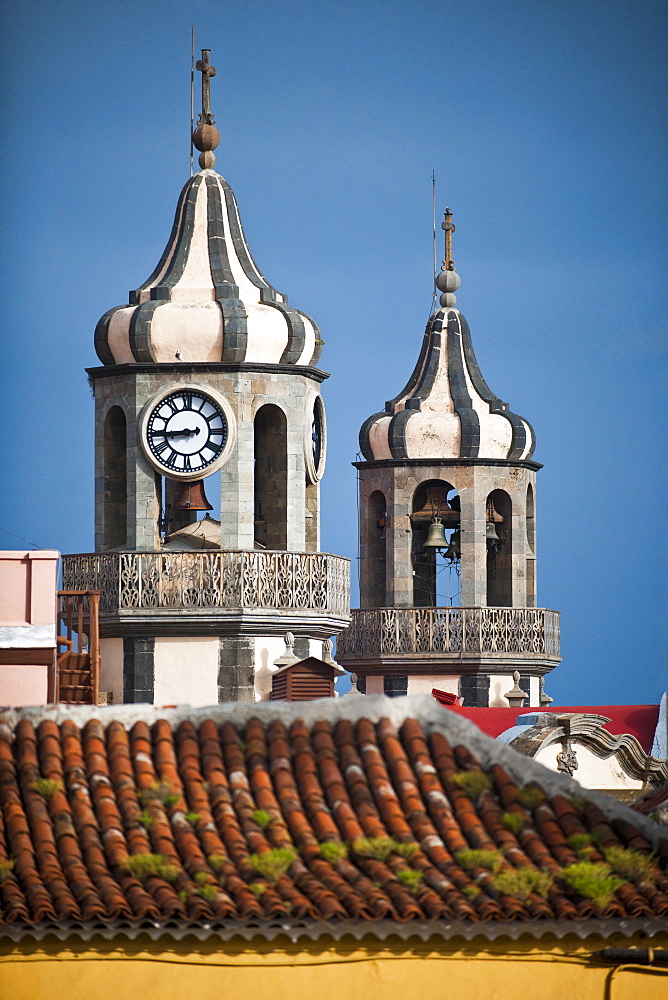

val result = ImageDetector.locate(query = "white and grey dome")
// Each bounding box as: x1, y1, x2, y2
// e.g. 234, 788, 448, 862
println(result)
359, 214, 535, 463
94, 169, 322, 368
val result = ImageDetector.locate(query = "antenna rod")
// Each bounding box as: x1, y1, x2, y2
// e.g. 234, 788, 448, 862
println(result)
190, 26, 195, 176
432, 171, 437, 310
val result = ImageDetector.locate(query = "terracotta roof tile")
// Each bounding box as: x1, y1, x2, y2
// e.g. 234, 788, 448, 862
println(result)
0, 696, 666, 942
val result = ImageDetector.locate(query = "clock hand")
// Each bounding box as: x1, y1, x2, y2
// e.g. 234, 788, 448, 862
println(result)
163, 427, 201, 438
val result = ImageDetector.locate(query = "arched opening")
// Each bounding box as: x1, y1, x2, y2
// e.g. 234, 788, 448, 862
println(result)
254, 404, 287, 550
526, 483, 536, 607
486, 489, 512, 606
411, 480, 460, 606
103, 406, 127, 549
363, 490, 386, 608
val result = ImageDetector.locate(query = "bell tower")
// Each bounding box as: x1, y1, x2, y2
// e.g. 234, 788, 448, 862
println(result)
337, 209, 559, 706
64, 51, 350, 705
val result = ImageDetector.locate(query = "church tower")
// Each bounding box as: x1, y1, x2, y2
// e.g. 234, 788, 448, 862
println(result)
63, 51, 350, 704
337, 210, 559, 706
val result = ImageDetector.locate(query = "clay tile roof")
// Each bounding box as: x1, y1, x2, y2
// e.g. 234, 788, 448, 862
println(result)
0, 696, 666, 944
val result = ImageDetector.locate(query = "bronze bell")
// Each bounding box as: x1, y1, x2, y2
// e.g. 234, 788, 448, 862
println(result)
171, 479, 214, 511
485, 521, 499, 543
423, 518, 448, 549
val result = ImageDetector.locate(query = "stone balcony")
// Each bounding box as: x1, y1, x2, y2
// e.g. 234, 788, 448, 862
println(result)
61, 551, 350, 639
336, 606, 560, 675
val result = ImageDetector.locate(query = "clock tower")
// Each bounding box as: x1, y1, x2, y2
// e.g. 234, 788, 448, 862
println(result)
63, 51, 350, 704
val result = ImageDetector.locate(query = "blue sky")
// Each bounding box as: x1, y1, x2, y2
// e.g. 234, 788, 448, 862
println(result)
1, 0, 666, 705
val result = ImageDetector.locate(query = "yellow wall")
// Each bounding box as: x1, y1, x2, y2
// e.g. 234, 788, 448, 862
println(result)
2, 932, 667, 1000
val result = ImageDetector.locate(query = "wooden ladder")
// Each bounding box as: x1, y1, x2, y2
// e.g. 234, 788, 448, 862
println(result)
55, 591, 100, 705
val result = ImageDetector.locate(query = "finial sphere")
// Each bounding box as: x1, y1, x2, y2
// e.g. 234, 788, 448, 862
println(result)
198, 150, 216, 170
436, 269, 461, 294
193, 123, 220, 152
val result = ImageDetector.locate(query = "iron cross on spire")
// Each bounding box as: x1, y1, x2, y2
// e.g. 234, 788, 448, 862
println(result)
442, 207, 456, 270
195, 49, 217, 125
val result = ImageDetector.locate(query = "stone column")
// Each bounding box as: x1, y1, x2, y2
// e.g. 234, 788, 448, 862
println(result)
125, 436, 161, 551
510, 477, 527, 608
220, 413, 254, 549
286, 391, 307, 552
218, 637, 255, 702
386, 470, 413, 607
459, 471, 487, 606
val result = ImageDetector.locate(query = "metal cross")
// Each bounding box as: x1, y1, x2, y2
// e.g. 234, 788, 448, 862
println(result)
195, 49, 217, 124
442, 207, 456, 270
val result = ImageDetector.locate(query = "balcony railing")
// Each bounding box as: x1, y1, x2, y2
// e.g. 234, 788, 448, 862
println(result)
62, 551, 350, 618
337, 607, 560, 658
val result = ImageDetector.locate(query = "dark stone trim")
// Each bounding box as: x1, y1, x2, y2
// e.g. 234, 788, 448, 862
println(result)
459, 312, 534, 460
128, 300, 162, 362
86, 362, 330, 383
221, 180, 277, 298
218, 636, 256, 703
123, 636, 154, 703
220, 177, 318, 366
407, 317, 443, 404
305, 314, 324, 367
129, 177, 192, 305
459, 673, 490, 707
359, 411, 389, 462
204, 175, 237, 285
149, 174, 204, 298
386, 409, 414, 460
205, 175, 248, 363
384, 674, 408, 698
335, 659, 559, 676
354, 457, 542, 472
383, 315, 434, 411
386, 320, 444, 459
277, 304, 306, 364
446, 310, 480, 459
94, 305, 124, 366
293, 636, 310, 659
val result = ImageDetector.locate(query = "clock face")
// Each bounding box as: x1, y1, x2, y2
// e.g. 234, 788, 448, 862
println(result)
304, 392, 326, 484
141, 387, 234, 480
311, 403, 322, 472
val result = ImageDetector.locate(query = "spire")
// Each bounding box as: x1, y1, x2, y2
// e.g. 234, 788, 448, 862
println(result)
358, 206, 536, 463
192, 49, 220, 170
94, 48, 322, 369
435, 208, 461, 308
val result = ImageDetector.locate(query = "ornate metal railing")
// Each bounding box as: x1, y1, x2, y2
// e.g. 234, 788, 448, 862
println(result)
337, 607, 560, 657
62, 552, 350, 617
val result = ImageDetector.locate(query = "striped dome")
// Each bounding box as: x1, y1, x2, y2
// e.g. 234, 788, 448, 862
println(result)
359, 306, 535, 462
95, 170, 322, 368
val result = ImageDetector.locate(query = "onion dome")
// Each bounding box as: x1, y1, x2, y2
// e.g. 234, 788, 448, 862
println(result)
359, 209, 535, 462
95, 50, 321, 368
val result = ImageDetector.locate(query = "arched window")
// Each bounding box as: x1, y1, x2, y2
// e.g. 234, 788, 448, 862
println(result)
411, 479, 459, 607
362, 490, 387, 608
103, 406, 127, 549
486, 488, 512, 606
254, 405, 287, 550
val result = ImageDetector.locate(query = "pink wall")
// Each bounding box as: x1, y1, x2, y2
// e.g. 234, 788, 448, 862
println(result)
0, 550, 59, 707
0, 550, 59, 626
